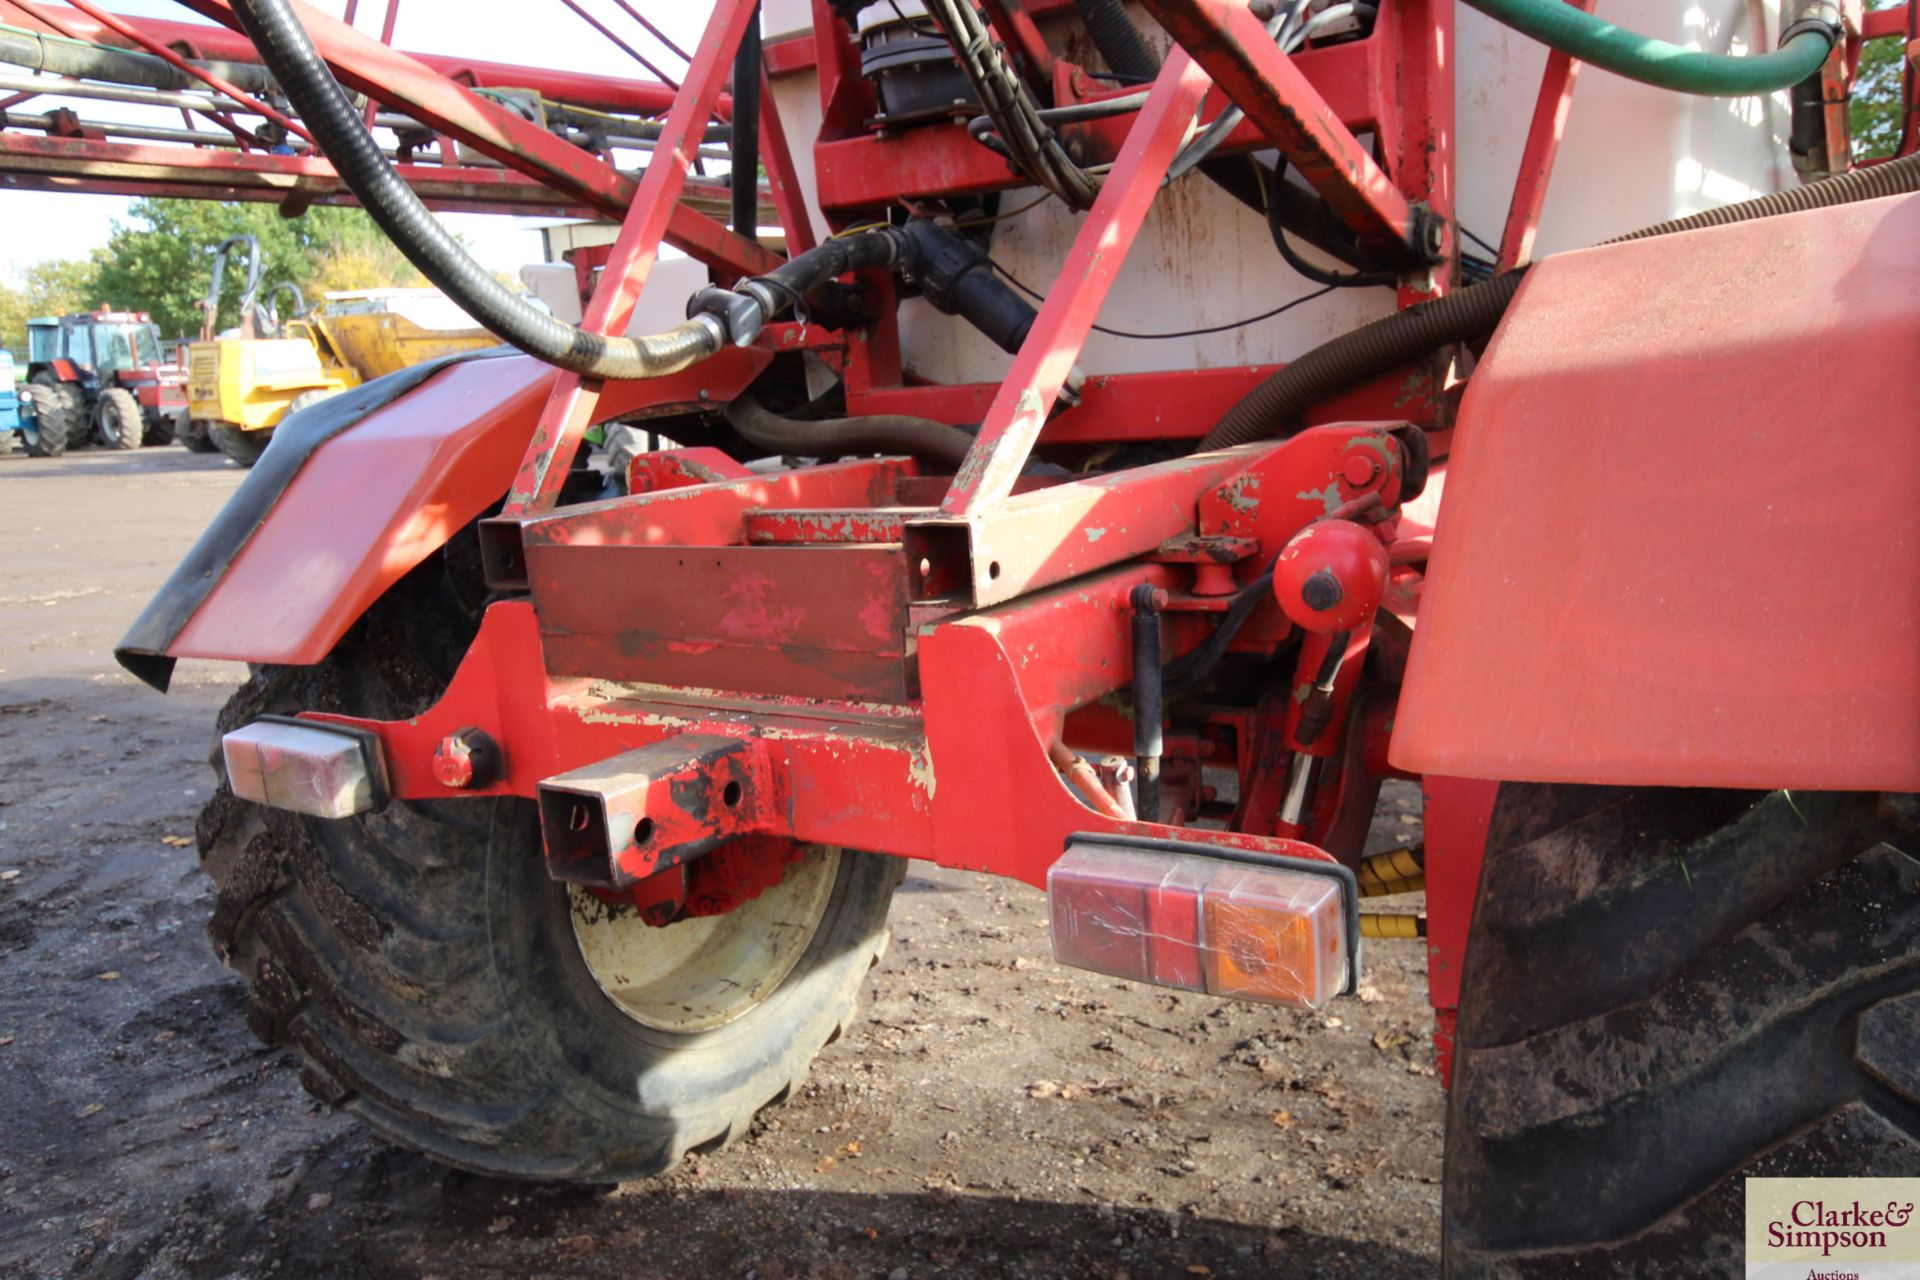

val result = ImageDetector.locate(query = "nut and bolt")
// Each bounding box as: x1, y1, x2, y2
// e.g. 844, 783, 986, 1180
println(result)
1301, 570, 1344, 613
433, 728, 501, 790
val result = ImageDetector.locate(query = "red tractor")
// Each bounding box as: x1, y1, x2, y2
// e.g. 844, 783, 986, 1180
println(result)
115, 0, 1919, 1273
23, 309, 188, 455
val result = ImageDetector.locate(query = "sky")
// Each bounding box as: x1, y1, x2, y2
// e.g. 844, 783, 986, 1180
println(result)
0, 0, 715, 280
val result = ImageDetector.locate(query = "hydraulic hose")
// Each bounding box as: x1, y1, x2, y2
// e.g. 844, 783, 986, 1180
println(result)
227, 0, 726, 381
1071, 0, 1160, 83
1199, 150, 1920, 452
1068, 0, 1348, 244
1464, 0, 1838, 97
724, 395, 977, 469
730, 4, 761, 240
927, 0, 1100, 209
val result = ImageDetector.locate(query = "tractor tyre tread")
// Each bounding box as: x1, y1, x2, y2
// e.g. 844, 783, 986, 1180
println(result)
1443, 786, 1920, 1278
208, 423, 268, 467
22, 376, 81, 457
97, 387, 143, 450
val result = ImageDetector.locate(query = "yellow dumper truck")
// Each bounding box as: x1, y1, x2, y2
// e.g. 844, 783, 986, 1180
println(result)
186, 236, 495, 465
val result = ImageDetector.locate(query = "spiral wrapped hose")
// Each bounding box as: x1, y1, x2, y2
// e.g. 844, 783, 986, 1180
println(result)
1198, 151, 1920, 452
229, 0, 725, 380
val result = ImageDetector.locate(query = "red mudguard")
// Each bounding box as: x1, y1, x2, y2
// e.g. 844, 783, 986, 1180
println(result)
1392, 192, 1920, 792
117, 348, 768, 685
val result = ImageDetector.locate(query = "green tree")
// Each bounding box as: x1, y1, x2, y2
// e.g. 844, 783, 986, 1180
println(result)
0, 277, 26, 358
0, 256, 101, 355
23, 257, 100, 317
1851, 0, 1909, 161
88, 198, 417, 339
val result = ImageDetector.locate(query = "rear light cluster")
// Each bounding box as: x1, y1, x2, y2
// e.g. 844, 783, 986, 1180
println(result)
222, 719, 388, 819
1048, 839, 1356, 1010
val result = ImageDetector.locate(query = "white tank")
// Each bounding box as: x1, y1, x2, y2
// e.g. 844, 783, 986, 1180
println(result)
758, 0, 1791, 382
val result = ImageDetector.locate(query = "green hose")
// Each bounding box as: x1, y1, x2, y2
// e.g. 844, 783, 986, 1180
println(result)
1465, 0, 1834, 97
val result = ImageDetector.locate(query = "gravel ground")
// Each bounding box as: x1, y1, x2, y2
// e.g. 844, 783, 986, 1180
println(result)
0, 447, 1442, 1279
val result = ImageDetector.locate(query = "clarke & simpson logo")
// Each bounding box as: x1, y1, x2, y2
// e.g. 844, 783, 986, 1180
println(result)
1747, 1179, 1920, 1279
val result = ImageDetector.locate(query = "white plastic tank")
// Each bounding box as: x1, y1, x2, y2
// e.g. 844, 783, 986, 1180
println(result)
757, 0, 1791, 381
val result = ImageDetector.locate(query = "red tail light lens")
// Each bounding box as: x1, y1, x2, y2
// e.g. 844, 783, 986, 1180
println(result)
1048, 841, 1353, 1010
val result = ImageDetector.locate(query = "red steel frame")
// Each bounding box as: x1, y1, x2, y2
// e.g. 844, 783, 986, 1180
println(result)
202, 0, 1469, 1038
1497, 0, 1594, 270
211, 0, 1458, 899
64, 0, 1833, 1065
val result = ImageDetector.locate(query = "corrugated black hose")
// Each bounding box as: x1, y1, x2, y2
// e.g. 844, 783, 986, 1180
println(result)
228, 0, 728, 380
1069, 0, 1285, 220
1198, 150, 1920, 451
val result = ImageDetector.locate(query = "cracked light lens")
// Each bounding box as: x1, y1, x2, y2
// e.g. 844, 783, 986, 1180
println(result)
1048, 845, 1346, 1011
222, 720, 382, 819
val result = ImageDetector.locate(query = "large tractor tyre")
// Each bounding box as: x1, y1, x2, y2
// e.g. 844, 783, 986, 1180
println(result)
143, 409, 178, 446
95, 387, 144, 450
22, 375, 82, 457
16, 387, 65, 458
208, 423, 269, 467
196, 535, 901, 1181
1443, 785, 1920, 1277
181, 418, 220, 454
283, 388, 339, 420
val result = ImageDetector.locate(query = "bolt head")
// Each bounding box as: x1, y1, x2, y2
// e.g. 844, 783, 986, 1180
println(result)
1342, 454, 1380, 487
1301, 569, 1344, 613
432, 736, 474, 789
432, 727, 500, 790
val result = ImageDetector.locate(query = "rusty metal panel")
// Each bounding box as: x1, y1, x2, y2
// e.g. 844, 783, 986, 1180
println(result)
528, 543, 916, 703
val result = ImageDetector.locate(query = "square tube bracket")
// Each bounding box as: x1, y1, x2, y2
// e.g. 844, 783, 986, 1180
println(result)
538, 734, 774, 889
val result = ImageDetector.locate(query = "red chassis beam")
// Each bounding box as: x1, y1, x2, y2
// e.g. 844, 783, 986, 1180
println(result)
22, 3, 711, 117
941, 49, 1217, 517
309, 593, 1339, 891
1497, 0, 1595, 270
301, 413, 1410, 889
496, 0, 765, 519
171, 0, 776, 278
0, 130, 743, 220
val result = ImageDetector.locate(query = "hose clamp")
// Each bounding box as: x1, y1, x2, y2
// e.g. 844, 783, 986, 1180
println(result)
686, 286, 765, 347
686, 311, 730, 352
1781, 0, 1843, 49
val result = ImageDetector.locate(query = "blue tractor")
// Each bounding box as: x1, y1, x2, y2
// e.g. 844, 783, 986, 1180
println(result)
0, 350, 24, 453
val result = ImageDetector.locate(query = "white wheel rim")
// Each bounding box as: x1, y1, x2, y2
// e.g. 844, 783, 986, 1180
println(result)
569, 846, 840, 1033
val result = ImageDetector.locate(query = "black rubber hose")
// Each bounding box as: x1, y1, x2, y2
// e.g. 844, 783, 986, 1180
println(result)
1070, 0, 1281, 222
731, 5, 761, 240
1129, 584, 1164, 821
1071, 0, 1159, 81
228, 0, 726, 381
1163, 558, 1281, 691
1199, 150, 1920, 451
1267, 162, 1395, 289
724, 395, 977, 469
